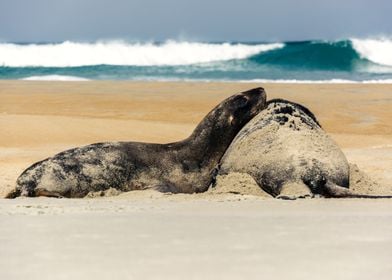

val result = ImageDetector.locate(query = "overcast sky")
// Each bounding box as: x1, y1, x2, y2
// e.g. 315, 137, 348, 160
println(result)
0, 0, 390, 42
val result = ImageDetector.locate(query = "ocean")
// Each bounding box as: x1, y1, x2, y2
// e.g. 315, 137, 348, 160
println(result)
0, 38, 391, 82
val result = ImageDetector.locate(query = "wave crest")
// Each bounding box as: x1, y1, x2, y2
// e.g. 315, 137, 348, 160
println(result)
0, 40, 283, 67
22, 75, 90, 81
351, 38, 392, 66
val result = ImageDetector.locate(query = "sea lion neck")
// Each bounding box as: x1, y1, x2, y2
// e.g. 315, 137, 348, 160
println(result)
172, 112, 237, 171
172, 87, 266, 169
188, 127, 227, 164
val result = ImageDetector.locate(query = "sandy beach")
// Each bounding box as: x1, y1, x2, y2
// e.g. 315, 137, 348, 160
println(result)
1, 81, 392, 279
1, 81, 391, 196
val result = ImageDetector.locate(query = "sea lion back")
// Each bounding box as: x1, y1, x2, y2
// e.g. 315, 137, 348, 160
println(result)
219, 99, 349, 197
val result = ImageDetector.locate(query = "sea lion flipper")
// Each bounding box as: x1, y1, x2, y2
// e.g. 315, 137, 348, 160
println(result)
152, 184, 179, 194
276, 182, 313, 200
5, 188, 21, 199
325, 181, 392, 199
34, 188, 64, 198
324, 181, 352, 197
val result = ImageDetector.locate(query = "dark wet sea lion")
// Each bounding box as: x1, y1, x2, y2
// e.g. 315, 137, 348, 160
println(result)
217, 98, 392, 199
6, 88, 266, 198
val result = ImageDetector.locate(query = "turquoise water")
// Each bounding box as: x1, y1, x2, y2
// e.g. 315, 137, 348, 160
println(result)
1, 39, 391, 82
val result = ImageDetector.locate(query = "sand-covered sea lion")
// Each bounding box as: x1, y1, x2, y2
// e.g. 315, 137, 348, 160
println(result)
6, 88, 266, 198
217, 99, 392, 199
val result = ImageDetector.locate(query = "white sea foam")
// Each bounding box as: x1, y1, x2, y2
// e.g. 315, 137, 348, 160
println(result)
0, 40, 283, 67
133, 78, 392, 83
21, 75, 90, 81
237, 79, 392, 84
351, 38, 392, 66
18, 76, 392, 83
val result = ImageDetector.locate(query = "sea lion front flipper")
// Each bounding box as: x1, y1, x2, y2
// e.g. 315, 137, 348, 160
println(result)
34, 188, 64, 198
276, 182, 313, 200
152, 184, 179, 194
5, 188, 21, 199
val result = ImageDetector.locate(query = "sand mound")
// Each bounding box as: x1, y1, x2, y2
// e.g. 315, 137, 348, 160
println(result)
348, 163, 392, 195
210, 172, 272, 197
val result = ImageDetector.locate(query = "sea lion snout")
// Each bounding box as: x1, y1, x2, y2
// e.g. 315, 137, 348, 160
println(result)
242, 87, 267, 115
237, 87, 266, 108
241, 87, 266, 103
227, 88, 266, 128
242, 87, 265, 96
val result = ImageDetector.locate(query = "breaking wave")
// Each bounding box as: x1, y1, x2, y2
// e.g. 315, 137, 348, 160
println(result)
351, 38, 392, 67
0, 40, 283, 67
21, 75, 90, 81
1, 38, 392, 81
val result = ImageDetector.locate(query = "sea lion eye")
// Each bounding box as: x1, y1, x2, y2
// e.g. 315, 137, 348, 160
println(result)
233, 95, 249, 108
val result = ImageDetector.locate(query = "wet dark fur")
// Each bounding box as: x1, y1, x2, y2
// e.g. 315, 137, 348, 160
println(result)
7, 88, 266, 198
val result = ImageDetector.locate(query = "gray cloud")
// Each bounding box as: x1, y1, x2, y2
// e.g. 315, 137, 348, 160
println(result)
0, 0, 391, 42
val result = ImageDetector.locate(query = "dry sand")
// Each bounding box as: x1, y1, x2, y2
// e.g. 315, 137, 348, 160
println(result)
0, 81, 392, 279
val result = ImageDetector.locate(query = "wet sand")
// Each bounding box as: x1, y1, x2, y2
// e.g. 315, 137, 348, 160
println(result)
1, 198, 392, 280
0, 81, 391, 279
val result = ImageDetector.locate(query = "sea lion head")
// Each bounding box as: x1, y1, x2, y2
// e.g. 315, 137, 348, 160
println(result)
218, 87, 266, 133
194, 87, 266, 148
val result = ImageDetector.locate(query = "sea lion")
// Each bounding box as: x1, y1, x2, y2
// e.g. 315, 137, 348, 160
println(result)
217, 98, 392, 199
6, 87, 266, 198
